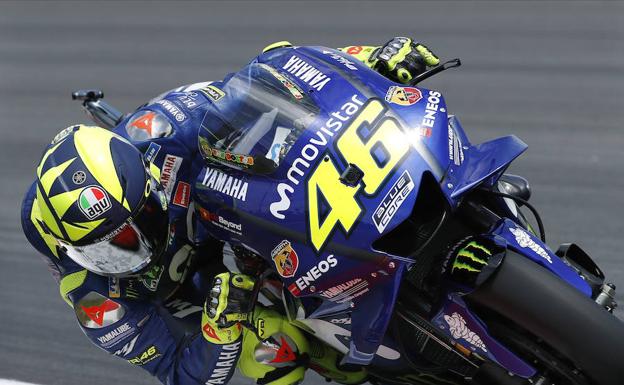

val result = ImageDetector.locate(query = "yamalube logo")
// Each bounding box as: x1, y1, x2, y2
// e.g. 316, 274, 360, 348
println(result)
79, 186, 112, 220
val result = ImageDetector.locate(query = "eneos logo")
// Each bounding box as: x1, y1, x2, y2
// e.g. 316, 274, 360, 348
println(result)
79, 186, 112, 220
271, 240, 299, 278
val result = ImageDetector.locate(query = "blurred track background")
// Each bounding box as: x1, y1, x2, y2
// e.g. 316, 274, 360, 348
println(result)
1, 1, 623, 384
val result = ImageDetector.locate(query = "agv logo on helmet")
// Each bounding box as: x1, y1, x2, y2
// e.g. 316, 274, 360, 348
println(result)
79, 186, 112, 220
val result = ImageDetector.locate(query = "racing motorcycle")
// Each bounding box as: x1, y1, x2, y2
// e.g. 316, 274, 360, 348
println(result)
75, 46, 624, 385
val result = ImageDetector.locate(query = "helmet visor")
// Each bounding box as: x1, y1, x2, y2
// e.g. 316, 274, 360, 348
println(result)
59, 178, 169, 277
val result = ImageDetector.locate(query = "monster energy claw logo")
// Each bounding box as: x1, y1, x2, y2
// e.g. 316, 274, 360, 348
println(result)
451, 241, 491, 275
140, 265, 163, 291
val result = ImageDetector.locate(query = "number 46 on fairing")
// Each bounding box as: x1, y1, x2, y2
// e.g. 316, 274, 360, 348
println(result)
307, 98, 410, 252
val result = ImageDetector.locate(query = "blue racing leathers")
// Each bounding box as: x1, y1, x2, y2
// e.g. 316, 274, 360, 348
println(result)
21, 80, 243, 385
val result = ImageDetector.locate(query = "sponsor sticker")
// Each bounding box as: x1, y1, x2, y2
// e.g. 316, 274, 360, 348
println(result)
448, 126, 464, 166
51, 125, 79, 145
156, 100, 186, 122
319, 278, 369, 303
269, 94, 364, 219
129, 111, 156, 134
78, 186, 112, 220
140, 265, 163, 291
199, 137, 255, 169
256, 318, 266, 339
126, 110, 173, 140
261, 64, 305, 100
160, 154, 183, 199
385, 86, 422, 106
291, 255, 338, 294
282, 55, 331, 91
172, 181, 191, 208
444, 312, 487, 352
113, 334, 139, 356
108, 276, 121, 298
144, 142, 161, 163
198, 207, 243, 235
202, 323, 221, 342
270, 336, 297, 363
82, 299, 119, 325
271, 240, 299, 278
266, 126, 292, 165
128, 345, 162, 366
509, 227, 553, 263
372, 171, 415, 233
175, 91, 203, 110
200, 85, 225, 102
419, 90, 442, 138
346, 46, 363, 55
76, 292, 125, 329
97, 322, 136, 348
199, 166, 249, 201
321, 50, 358, 70
205, 342, 241, 384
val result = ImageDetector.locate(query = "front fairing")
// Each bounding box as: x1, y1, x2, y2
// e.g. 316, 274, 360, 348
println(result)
194, 46, 456, 291
193, 46, 529, 364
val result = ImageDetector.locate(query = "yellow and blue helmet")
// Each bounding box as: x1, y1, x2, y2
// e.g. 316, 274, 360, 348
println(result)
35, 125, 169, 277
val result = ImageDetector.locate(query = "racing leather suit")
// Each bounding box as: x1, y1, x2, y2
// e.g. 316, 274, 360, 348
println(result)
20, 42, 426, 385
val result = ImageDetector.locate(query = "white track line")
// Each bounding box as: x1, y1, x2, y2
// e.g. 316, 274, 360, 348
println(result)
0, 380, 42, 385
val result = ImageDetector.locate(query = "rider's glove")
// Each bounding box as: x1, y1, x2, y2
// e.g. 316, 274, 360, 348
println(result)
367, 37, 440, 84
201, 272, 255, 344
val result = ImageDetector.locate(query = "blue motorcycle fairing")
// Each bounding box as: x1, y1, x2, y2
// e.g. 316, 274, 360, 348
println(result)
494, 219, 592, 297
432, 294, 536, 378
442, 135, 528, 205
194, 47, 458, 364
192, 46, 551, 368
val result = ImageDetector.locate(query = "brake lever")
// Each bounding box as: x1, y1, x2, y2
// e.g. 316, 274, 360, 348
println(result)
409, 58, 461, 86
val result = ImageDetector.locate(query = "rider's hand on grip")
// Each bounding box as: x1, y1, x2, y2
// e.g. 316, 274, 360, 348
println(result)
201, 272, 255, 344
368, 37, 440, 84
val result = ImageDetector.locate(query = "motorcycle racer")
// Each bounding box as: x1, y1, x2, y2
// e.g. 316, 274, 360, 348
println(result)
20, 38, 438, 385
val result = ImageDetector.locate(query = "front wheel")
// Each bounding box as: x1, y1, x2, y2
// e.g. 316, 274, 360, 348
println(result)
468, 250, 624, 385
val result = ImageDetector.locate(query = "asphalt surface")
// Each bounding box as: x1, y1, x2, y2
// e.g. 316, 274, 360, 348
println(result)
1, 2, 623, 385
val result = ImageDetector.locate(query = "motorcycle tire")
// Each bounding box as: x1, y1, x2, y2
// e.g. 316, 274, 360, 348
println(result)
468, 250, 624, 385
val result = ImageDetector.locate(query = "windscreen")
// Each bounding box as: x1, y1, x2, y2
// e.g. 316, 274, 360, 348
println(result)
198, 63, 320, 174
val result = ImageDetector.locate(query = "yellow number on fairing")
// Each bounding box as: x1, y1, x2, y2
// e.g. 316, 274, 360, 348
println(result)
307, 157, 361, 251
337, 100, 409, 194
307, 99, 410, 252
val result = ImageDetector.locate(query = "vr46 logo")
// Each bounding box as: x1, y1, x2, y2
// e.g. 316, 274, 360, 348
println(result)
128, 345, 161, 366
307, 99, 409, 252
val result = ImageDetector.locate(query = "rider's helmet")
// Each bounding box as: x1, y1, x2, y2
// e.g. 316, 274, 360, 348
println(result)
35, 125, 169, 277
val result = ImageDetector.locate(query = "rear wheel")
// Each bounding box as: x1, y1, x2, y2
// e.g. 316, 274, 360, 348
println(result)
468, 250, 624, 385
